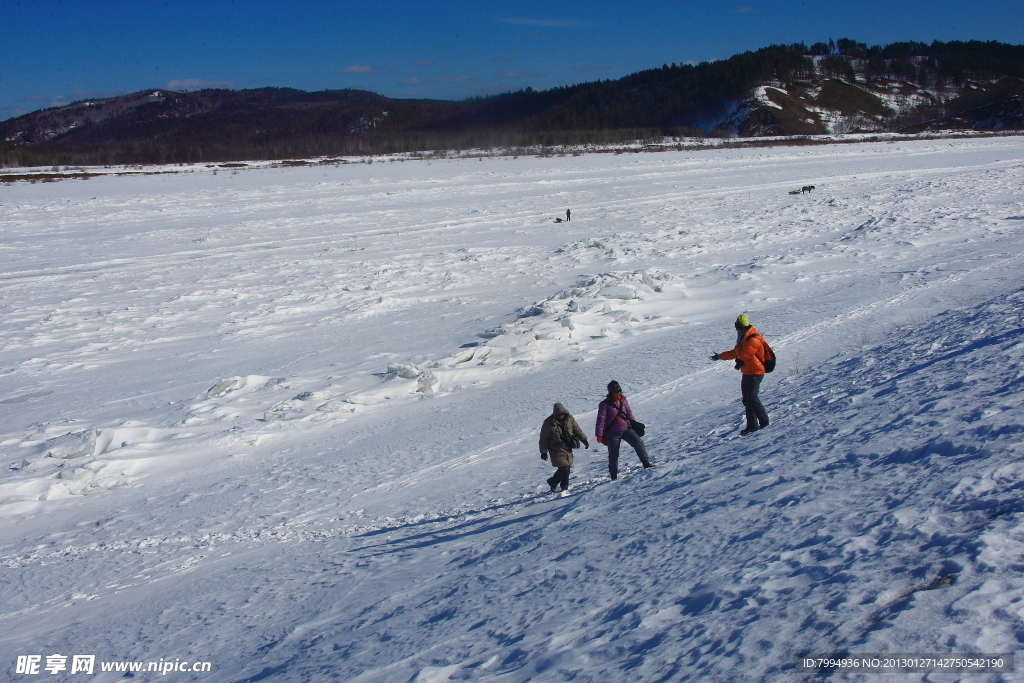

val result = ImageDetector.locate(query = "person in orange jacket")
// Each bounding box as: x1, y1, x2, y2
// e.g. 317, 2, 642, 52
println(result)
711, 314, 770, 434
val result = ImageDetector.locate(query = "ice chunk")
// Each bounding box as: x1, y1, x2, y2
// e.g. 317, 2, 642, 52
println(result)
207, 379, 239, 397
600, 285, 637, 300
610, 310, 641, 322
477, 327, 505, 339
574, 298, 605, 313
417, 372, 440, 394
41, 461, 117, 498
516, 305, 546, 318
386, 363, 422, 378
38, 429, 98, 459
208, 375, 275, 397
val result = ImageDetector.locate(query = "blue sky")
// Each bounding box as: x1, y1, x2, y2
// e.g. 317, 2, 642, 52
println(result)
3, 0, 1023, 120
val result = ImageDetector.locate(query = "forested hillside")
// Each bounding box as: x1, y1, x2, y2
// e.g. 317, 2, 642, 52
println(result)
2, 39, 1023, 166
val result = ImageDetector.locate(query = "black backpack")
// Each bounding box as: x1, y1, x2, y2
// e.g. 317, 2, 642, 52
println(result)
558, 420, 582, 450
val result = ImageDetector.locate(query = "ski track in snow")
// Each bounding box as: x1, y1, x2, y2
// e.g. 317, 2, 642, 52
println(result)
2, 138, 1024, 681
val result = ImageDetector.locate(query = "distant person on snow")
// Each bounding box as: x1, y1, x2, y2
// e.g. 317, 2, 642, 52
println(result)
595, 381, 653, 480
566, 209, 571, 222
540, 403, 589, 492
711, 314, 770, 435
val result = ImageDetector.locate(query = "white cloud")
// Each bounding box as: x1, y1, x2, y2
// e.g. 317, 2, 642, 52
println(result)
164, 79, 235, 91
338, 65, 392, 74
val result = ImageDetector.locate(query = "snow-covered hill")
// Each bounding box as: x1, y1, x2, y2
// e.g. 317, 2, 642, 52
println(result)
2, 137, 1024, 681
722, 79, 1022, 136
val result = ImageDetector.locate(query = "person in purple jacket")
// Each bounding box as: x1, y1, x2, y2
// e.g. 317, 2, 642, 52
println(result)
595, 380, 653, 480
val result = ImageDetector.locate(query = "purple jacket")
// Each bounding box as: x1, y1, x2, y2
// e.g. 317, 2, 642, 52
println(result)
595, 396, 635, 439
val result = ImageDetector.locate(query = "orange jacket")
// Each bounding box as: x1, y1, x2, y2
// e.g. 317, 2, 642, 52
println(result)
720, 326, 768, 375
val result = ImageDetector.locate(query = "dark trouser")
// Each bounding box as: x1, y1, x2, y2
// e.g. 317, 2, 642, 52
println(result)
741, 374, 769, 430
606, 428, 650, 479
547, 466, 570, 490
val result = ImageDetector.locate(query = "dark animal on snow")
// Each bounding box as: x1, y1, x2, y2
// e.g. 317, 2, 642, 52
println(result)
801, 185, 815, 193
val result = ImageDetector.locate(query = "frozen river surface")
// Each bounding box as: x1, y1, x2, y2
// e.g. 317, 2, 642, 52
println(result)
2, 138, 1024, 681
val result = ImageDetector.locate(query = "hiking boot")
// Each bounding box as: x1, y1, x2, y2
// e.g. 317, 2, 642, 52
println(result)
610, 473, 618, 481
642, 461, 655, 468
740, 426, 760, 435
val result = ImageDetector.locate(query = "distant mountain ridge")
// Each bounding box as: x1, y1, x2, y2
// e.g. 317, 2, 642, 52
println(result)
3, 39, 1023, 166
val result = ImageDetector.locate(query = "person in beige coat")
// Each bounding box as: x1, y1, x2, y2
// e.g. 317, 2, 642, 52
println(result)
539, 403, 589, 492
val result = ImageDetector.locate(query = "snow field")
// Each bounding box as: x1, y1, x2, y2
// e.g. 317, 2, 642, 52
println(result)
1, 137, 1024, 681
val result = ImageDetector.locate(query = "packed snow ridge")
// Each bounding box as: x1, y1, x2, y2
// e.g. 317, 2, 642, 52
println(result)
1, 137, 1024, 681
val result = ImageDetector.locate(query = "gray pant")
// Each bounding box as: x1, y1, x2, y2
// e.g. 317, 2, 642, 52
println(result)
606, 428, 650, 479
741, 374, 769, 430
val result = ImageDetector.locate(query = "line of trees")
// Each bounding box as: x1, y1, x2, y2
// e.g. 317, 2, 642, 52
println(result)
804, 39, 1024, 87
1, 130, 664, 168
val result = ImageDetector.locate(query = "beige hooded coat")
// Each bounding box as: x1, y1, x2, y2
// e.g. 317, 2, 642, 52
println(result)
539, 403, 588, 468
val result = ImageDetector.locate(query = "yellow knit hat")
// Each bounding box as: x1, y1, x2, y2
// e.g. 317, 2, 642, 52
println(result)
736, 314, 750, 327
